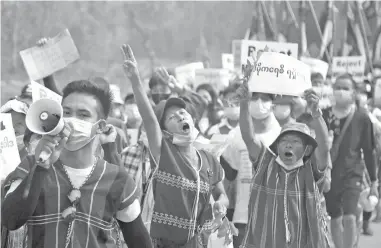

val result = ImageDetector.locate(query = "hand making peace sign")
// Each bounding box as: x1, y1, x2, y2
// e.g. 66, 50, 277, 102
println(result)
121, 44, 139, 80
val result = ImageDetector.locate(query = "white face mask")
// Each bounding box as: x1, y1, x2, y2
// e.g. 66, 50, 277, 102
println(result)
164, 124, 199, 147
249, 99, 272, 120
224, 107, 240, 121
63, 117, 100, 151
125, 104, 141, 122
274, 104, 291, 120
276, 147, 307, 171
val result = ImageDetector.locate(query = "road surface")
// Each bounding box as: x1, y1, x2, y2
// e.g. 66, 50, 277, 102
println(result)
359, 220, 381, 248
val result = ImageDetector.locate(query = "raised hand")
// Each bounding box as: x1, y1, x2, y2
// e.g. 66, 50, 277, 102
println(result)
36, 37, 51, 47
121, 44, 139, 79
304, 88, 320, 114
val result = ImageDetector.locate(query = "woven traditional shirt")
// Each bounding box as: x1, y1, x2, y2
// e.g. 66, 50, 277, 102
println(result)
240, 145, 331, 248
150, 138, 224, 246
3, 156, 139, 248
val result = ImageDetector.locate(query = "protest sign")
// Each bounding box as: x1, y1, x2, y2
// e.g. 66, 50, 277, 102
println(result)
31, 81, 62, 103
221, 53, 234, 71
20, 29, 80, 81
331, 56, 366, 82
175, 62, 204, 88
232, 40, 298, 73
195, 69, 230, 93
374, 77, 381, 107
0, 114, 21, 181
300, 57, 329, 80
248, 52, 311, 96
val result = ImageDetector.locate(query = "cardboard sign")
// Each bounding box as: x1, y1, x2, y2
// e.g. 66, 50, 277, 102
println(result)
175, 62, 204, 88
195, 69, 230, 92
374, 78, 381, 107
248, 52, 312, 96
0, 114, 21, 181
20, 29, 80, 81
331, 56, 366, 82
300, 57, 329, 80
221, 53, 234, 71
232, 40, 298, 73
31, 81, 62, 103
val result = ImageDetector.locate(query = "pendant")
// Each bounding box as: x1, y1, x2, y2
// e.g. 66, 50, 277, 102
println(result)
68, 189, 81, 205
62, 206, 76, 221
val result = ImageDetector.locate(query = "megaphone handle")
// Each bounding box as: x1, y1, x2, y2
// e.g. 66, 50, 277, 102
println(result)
38, 150, 52, 163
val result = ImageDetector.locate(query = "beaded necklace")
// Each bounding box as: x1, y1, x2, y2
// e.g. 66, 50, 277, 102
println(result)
59, 157, 98, 248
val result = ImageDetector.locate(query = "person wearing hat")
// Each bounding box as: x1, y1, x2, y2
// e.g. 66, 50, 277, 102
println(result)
238, 79, 331, 247
122, 44, 229, 247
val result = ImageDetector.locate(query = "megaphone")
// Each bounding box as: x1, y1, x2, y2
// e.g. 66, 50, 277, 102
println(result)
25, 98, 70, 162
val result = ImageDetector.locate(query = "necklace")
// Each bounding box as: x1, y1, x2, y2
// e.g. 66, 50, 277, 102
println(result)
59, 156, 98, 248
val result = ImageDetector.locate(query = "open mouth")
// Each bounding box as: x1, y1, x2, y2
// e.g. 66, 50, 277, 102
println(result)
284, 151, 293, 158
182, 122, 190, 133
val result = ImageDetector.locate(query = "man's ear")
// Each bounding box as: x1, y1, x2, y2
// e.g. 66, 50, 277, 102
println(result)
305, 145, 313, 157
96, 119, 107, 134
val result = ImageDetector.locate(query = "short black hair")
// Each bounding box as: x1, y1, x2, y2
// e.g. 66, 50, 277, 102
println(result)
195, 83, 218, 104
124, 93, 135, 103
311, 72, 324, 81
335, 73, 357, 89
221, 83, 240, 98
62, 80, 113, 118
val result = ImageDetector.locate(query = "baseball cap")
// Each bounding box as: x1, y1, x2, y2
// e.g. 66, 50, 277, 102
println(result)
154, 97, 186, 128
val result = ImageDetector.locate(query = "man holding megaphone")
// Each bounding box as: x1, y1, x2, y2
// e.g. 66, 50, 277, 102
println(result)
2, 80, 153, 248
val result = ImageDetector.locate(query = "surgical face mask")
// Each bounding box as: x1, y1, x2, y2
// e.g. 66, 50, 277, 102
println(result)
164, 124, 199, 147
276, 147, 307, 171
125, 104, 142, 121
63, 117, 100, 151
152, 93, 171, 105
224, 107, 240, 121
333, 90, 353, 105
249, 99, 272, 120
274, 104, 291, 120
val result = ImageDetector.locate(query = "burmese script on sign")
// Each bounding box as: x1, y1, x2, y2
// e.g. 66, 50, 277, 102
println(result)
248, 52, 311, 96
20, 29, 80, 81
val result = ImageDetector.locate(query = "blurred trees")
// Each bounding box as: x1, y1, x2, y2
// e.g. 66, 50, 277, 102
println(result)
0, 1, 362, 101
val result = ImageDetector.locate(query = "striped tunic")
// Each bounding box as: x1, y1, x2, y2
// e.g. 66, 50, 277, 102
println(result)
3, 156, 139, 248
150, 138, 224, 247
240, 146, 331, 248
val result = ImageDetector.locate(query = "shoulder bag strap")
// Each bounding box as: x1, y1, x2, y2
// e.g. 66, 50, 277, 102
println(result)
330, 106, 356, 163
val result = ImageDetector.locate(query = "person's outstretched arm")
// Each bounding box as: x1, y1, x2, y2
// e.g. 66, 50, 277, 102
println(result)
238, 81, 262, 163
121, 45, 162, 164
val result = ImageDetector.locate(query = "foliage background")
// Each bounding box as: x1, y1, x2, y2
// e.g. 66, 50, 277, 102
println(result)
1, 1, 379, 104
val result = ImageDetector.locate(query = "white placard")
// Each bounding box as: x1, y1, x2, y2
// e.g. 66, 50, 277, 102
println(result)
195, 69, 230, 93
20, 29, 80, 81
127, 129, 139, 146
232, 40, 298, 73
248, 52, 312, 96
374, 78, 381, 107
31, 81, 62, 103
0, 114, 21, 181
221, 53, 234, 71
300, 57, 329, 80
175, 62, 204, 88
331, 56, 366, 82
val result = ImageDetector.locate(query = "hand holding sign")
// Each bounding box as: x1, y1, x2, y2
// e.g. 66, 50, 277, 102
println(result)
304, 89, 320, 114
121, 44, 139, 80
37, 37, 51, 47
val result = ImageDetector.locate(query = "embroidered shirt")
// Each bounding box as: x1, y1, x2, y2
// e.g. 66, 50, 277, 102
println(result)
3, 156, 140, 248
150, 137, 224, 245
240, 144, 330, 248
